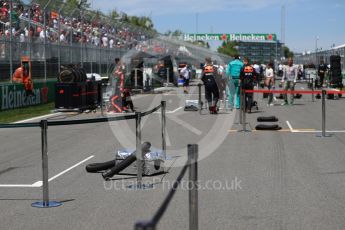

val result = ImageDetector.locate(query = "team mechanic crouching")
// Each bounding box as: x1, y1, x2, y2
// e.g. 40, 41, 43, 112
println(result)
201, 57, 220, 114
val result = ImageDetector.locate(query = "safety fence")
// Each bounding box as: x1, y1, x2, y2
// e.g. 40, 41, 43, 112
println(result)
0, 101, 166, 207
134, 144, 199, 230
0, 38, 128, 82
239, 88, 345, 136
294, 46, 345, 73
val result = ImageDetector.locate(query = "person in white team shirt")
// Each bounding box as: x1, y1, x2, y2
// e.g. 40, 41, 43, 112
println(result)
180, 64, 190, 94
101, 34, 108, 47
264, 62, 275, 106
281, 57, 298, 105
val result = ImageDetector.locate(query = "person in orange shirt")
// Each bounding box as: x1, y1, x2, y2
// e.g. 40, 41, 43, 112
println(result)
12, 63, 35, 97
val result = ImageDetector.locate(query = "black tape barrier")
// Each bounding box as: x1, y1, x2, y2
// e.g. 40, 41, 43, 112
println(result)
0, 102, 166, 210
0, 122, 40, 128
47, 115, 137, 126
135, 144, 199, 230
244, 89, 345, 95
0, 104, 162, 128
141, 104, 162, 117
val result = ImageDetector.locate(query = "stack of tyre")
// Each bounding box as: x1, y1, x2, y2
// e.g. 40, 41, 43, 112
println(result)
55, 65, 101, 111
58, 65, 87, 83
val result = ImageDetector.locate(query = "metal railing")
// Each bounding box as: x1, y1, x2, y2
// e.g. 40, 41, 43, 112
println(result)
134, 144, 199, 230
294, 46, 345, 73
0, 38, 127, 82
0, 101, 166, 207
242, 89, 345, 136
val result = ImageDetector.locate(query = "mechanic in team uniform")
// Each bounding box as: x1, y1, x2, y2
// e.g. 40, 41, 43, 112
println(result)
239, 57, 257, 113
201, 57, 220, 114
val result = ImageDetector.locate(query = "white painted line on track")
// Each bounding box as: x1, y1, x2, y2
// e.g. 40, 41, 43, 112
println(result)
295, 130, 345, 133
168, 116, 202, 136
167, 106, 183, 114
47, 155, 95, 182
286, 121, 294, 132
0, 155, 94, 188
0, 184, 41, 188
154, 106, 183, 114
165, 93, 205, 96
14, 112, 62, 124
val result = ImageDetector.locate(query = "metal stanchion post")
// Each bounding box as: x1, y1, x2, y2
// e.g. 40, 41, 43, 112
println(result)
136, 112, 143, 187
166, 68, 170, 86
161, 101, 166, 159
198, 83, 202, 114
316, 90, 332, 138
32, 120, 62, 208
242, 92, 247, 131
9, 0, 14, 82
238, 91, 250, 132
100, 84, 104, 116
239, 88, 243, 125
135, 222, 155, 230
312, 78, 315, 102
188, 144, 198, 230
135, 68, 138, 89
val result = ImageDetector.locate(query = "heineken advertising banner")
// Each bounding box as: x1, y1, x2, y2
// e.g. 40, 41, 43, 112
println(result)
0, 80, 56, 111
182, 33, 277, 42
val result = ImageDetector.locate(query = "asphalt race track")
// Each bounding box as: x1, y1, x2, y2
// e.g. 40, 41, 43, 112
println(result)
1, 82, 345, 230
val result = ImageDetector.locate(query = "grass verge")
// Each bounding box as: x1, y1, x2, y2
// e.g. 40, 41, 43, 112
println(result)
0, 103, 54, 123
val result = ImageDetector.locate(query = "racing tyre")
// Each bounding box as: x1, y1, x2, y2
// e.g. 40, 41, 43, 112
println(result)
257, 116, 278, 122
85, 160, 116, 173
255, 124, 282, 130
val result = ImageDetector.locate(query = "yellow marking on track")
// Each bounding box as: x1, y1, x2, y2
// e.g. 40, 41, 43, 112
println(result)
278, 129, 291, 132
229, 128, 317, 133
294, 129, 316, 131
228, 130, 238, 132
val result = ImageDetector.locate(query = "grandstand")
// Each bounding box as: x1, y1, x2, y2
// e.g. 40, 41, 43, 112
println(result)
0, 0, 231, 83
0, 0, 155, 82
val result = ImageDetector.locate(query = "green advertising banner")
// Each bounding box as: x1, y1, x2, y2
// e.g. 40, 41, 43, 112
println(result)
0, 80, 56, 111
182, 33, 277, 42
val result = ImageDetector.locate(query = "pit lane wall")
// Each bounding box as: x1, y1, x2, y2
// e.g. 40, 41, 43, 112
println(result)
0, 80, 56, 111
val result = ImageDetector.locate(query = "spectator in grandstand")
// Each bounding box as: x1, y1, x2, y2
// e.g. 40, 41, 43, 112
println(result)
59, 30, 67, 43
281, 57, 298, 105
109, 37, 114, 48
101, 33, 108, 47
1, 2, 9, 21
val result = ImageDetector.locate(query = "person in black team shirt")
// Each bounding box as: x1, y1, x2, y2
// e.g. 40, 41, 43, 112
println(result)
239, 57, 257, 113
317, 60, 327, 88
201, 57, 219, 114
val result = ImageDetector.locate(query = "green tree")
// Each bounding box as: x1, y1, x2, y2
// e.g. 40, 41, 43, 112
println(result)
62, 0, 91, 16
283, 46, 294, 58
164, 30, 183, 37
109, 10, 120, 21
217, 41, 239, 57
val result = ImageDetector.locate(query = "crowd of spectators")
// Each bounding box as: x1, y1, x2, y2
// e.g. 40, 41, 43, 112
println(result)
0, 1, 151, 52
0, 1, 198, 61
